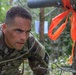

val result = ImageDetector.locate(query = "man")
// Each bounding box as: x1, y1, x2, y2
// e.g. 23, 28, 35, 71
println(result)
0, 6, 49, 75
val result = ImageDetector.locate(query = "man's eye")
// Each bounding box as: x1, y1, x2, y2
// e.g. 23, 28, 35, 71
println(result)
15, 29, 23, 33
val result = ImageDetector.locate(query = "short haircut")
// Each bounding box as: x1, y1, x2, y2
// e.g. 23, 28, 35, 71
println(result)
5, 6, 32, 25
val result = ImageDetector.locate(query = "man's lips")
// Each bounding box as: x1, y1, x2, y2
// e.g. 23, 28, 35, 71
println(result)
16, 42, 25, 45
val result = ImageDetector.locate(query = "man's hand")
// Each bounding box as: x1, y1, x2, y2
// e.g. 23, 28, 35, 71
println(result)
33, 65, 47, 75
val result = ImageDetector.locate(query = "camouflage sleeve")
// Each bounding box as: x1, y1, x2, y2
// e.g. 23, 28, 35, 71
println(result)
27, 34, 49, 75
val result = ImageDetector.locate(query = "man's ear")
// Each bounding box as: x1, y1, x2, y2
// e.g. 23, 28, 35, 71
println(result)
2, 23, 7, 33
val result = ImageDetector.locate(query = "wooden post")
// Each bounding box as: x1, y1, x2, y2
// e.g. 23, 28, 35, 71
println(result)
72, 42, 76, 75
39, 8, 44, 44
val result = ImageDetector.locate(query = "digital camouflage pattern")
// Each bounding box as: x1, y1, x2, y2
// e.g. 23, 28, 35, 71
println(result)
0, 27, 49, 75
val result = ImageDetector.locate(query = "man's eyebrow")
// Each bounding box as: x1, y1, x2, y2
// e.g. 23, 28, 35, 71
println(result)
13, 28, 24, 31
13, 28, 31, 32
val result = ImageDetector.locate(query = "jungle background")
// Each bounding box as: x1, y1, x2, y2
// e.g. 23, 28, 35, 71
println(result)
0, 0, 73, 75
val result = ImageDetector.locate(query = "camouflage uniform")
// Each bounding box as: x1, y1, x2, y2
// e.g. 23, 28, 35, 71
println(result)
0, 29, 49, 75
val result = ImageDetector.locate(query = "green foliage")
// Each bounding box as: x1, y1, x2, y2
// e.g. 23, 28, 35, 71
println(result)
0, 0, 11, 23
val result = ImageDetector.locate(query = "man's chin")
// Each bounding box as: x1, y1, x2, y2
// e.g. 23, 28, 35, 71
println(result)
15, 46, 24, 50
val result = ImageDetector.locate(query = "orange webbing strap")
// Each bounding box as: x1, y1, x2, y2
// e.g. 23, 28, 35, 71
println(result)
62, 0, 72, 9
48, 0, 76, 64
70, 11, 76, 40
69, 11, 76, 64
48, 0, 72, 40
48, 10, 70, 40
68, 41, 75, 64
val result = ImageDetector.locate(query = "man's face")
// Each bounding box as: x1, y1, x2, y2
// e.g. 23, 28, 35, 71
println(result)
2, 17, 31, 50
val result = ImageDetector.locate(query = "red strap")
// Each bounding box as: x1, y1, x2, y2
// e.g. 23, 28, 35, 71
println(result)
71, 11, 76, 40
48, 10, 70, 40
62, 0, 72, 9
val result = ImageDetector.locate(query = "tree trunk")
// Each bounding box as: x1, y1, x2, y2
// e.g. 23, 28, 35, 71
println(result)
39, 8, 44, 44
72, 42, 76, 75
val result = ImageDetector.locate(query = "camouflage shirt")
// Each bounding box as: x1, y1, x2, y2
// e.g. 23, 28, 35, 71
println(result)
0, 29, 49, 75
